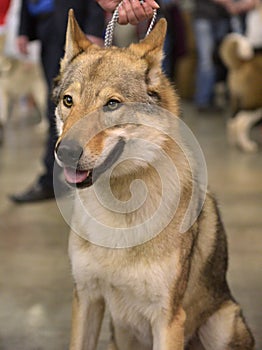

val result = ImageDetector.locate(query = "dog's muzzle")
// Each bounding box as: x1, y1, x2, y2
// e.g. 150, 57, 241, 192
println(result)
56, 139, 83, 168
55, 139, 93, 188
55, 138, 125, 189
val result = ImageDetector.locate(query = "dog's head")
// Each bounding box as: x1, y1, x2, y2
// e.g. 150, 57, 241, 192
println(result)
54, 10, 179, 189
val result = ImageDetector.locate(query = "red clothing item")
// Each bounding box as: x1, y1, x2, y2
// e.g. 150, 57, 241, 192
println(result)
0, 0, 11, 25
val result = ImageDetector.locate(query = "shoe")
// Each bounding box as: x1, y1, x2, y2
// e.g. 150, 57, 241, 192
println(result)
9, 182, 55, 204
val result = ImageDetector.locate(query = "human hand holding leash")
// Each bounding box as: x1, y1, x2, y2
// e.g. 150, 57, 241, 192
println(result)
97, 0, 159, 24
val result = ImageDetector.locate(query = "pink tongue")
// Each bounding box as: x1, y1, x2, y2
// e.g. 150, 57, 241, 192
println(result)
64, 167, 89, 184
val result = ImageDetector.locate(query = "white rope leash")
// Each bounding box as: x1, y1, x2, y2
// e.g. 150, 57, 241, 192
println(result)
104, 0, 157, 47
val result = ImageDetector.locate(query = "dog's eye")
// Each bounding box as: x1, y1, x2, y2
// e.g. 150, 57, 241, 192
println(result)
147, 90, 161, 102
104, 99, 121, 111
63, 95, 73, 108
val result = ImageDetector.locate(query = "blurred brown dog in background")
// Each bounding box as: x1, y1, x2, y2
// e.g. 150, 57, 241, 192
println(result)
220, 32, 262, 152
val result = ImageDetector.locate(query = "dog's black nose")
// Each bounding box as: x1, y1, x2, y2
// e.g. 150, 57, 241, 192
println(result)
56, 139, 83, 167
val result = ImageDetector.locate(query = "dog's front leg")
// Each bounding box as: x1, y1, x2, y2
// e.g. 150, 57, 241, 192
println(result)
152, 306, 186, 350
70, 286, 105, 350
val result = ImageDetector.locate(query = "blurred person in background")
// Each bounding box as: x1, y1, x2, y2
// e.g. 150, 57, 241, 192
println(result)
193, 0, 232, 112
193, 0, 258, 113
244, 0, 262, 47
159, 0, 186, 81
224, 0, 260, 32
10, 0, 105, 203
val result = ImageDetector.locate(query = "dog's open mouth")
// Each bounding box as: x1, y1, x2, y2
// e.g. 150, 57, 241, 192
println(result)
60, 138, 126, 189
63, 167, 93, 188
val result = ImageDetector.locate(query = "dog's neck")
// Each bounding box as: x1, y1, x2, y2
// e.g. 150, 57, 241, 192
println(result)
70, 145, 192, 248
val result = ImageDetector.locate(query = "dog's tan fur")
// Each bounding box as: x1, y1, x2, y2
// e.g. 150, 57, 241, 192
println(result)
220, 32, 262, 152
54, 11, 254, 349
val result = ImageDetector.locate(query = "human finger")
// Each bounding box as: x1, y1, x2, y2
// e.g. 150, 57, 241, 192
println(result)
141, 0, 159, 10
140, 1, 155, 19
118, 2, 129, 24
122, 0, 144, 25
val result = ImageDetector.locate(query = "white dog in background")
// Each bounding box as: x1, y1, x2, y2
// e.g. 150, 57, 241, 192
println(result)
0, 34, 47, 144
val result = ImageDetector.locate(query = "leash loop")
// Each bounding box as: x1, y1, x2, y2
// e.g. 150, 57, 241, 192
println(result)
104, 0, 157, 47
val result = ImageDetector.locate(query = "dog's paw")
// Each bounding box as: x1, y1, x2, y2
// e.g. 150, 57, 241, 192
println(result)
238, 138, 258, 153
228, 110, 262, 153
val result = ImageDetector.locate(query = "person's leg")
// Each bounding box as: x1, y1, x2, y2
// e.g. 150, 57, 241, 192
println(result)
162, 6, 186, 82
162, 28, 173, 80
194, 19, 215, 109
213, 18, 230, 83
37, 16, 64, 190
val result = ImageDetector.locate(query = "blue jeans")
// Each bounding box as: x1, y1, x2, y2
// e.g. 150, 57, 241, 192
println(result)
194, 18, 230, 108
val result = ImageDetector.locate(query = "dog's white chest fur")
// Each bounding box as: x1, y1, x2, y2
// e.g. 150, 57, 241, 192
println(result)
69, 233, 179, 345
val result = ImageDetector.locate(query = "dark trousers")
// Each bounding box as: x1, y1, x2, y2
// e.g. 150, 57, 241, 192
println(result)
35, 14, 64, 188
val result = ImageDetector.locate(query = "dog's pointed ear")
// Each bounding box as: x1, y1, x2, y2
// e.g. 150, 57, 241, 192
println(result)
129, 18, 167, 85
60, 9, 93, 72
